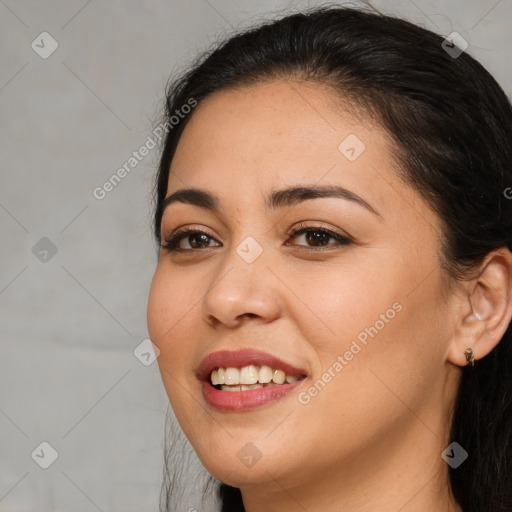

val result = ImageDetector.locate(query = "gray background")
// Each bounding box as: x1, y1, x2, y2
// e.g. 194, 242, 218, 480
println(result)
1, 1, 510, 511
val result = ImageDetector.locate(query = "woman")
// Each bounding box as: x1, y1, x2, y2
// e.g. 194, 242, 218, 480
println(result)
147, 5, 512, 511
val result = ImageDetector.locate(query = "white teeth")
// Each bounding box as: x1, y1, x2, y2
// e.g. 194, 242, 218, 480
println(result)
241, 383, 263, 391
272, 369, 286, 384
221, 385, 241, 392
258, 365, 273, 383
219, 383, 267, 391
210, 364, 303, 387
239, 365, 259, 384
224, 367, 239, 385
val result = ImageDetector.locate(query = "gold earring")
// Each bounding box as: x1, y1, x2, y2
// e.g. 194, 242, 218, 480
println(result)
464, 348, 475, 366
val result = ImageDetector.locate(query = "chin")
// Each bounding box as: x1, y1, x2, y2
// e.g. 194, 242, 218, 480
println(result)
201, 455, 290, 488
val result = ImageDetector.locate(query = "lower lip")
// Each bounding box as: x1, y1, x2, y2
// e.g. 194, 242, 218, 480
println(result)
201, 379, 306, 411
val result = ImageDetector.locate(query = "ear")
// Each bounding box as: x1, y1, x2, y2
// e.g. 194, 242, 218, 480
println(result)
447, 247, 512, 367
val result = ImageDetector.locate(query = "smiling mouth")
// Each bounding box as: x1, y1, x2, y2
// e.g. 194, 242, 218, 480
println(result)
209, 364, 307, 391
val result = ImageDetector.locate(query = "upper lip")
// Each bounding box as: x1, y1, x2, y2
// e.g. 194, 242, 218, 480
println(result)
196, 349, 308, 382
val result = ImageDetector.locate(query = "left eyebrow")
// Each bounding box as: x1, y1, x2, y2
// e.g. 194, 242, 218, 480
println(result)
161, 184, 382, 218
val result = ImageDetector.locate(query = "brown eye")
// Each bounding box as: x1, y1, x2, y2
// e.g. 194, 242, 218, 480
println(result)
287, 226, 353, 249
161, 229, 221, 252
302, 230, 330, 246
188, 233, 211, 249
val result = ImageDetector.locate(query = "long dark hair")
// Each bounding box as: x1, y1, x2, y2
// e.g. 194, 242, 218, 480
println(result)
152, 4, 512, 511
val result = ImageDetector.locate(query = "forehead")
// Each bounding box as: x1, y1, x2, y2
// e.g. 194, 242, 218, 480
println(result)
169, 80, 392, 195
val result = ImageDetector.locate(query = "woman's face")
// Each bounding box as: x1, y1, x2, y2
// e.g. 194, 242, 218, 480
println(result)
147, 80, 462, 498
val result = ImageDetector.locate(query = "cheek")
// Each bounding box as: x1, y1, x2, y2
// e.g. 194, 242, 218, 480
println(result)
291, 259, 400, 364
148, 265, 194, 342
292, 258, 443, 429
147, 267, 205, 428
147, 266, 200, 381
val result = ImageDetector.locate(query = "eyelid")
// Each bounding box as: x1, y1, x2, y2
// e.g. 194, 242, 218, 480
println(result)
286, 221, 351, 239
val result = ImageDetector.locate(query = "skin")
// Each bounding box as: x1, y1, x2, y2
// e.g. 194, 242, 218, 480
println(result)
147, 79, 512, 511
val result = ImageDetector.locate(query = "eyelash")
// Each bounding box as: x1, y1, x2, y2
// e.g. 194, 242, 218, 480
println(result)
161, 223, 353, 253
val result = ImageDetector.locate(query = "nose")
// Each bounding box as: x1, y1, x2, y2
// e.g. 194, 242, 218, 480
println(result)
201, 246, 282, 328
